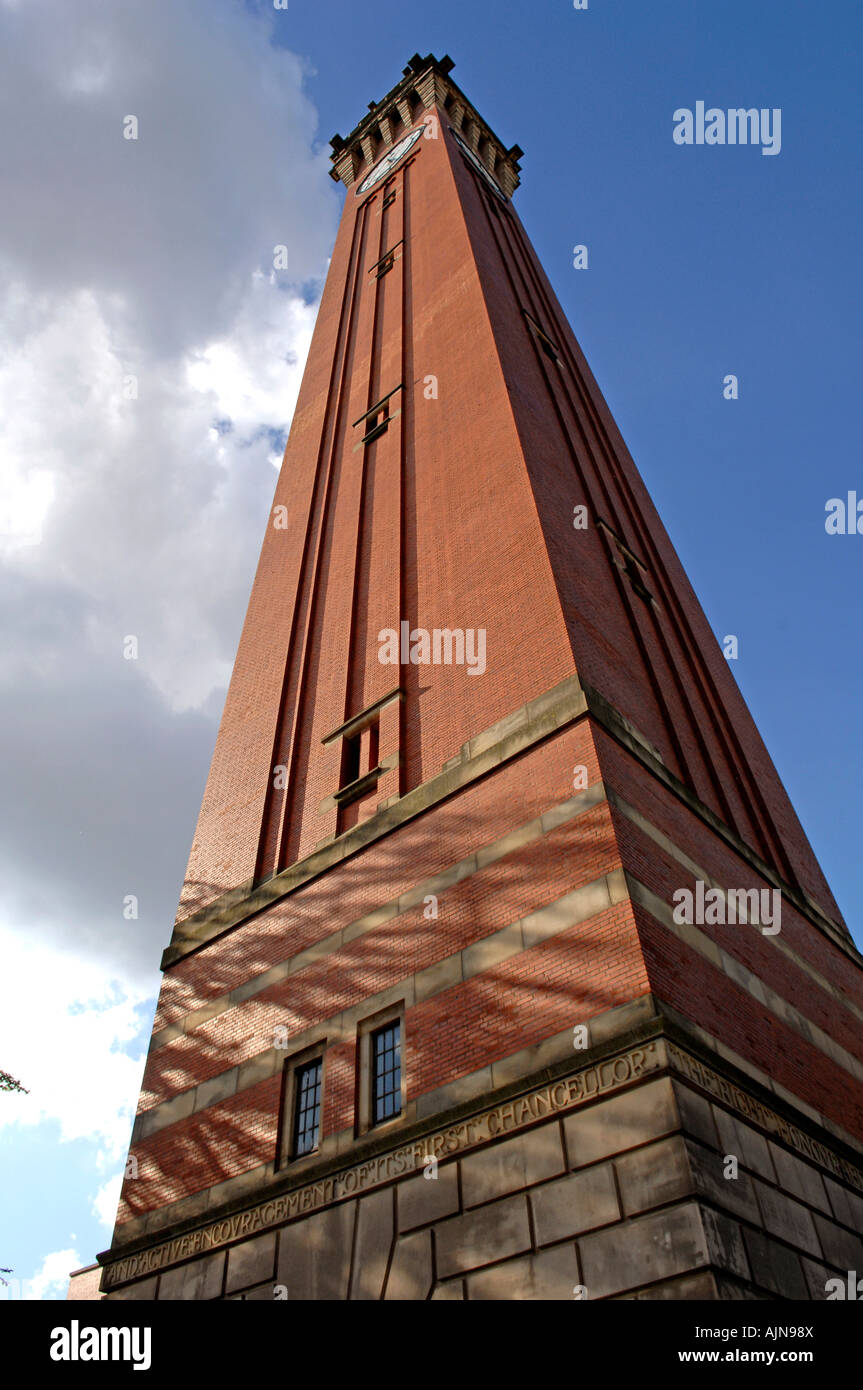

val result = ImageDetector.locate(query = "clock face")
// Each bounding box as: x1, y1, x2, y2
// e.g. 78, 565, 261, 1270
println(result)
450, 130, 507, 200
356, 125, 425, 195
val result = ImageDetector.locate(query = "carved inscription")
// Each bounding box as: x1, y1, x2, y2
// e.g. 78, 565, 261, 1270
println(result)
667, 1043, 863, 1193
103, 1042, 659, 1288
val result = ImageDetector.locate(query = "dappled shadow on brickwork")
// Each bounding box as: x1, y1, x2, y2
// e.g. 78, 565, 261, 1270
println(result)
113, 789, 643, 1237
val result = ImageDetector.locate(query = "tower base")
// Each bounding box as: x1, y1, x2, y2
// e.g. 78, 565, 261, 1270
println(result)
99, 1003, 863, 1301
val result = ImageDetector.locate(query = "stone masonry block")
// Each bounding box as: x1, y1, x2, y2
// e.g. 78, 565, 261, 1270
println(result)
812, 1214, 863, 1270
384, 1230, 433, 1300
467, 1244, 580, 1300
824, 1177, 863, 1233
620, 1271, 719, 1300
671, 1080, 719, 1148
741, 1228, 808, 1300
767, 1142, 830, 1214
801, 1255, 844, 1300
685, 1138, 761, 1224
430, 1280, 464, 1300
710, 1106, 776, 1183
276, 1200, 356, 1300
461, 1123, 565, 1208
108, 1276, 158, 1301
752, 1181, 821, 1258
351, 1188, 394, 1300
225, 1233, 276, 1295
158, 1251, 225, 1301
615, 1136, 693, 1217
563, 1077, 679, 1168
578, 1202, 708, 1299
435, 1193, 531, 1278
530, 1164, 619, 1245
699, 1207, 751, 1282
397, 1161, 459, 1231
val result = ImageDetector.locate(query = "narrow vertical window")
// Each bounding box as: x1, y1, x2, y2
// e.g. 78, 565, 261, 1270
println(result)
369, 240, 403, 279
320, 687, 403, 818
341, 731, 361, 790
621, 551, 653, 603
292, 1058, 322, 1157
523, 309, 560, 363
354, 385, 402, 446
596, 518, 655, 605
371, 1020, 401, 1125
363, 399, 390, 442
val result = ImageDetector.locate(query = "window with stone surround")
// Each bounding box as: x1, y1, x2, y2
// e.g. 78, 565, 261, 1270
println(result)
319, 687, 402, 819
336, 714, 380, 806
356, 1002, 405, 1135
354, 384, 402, 446
278, 1044, 326, 1167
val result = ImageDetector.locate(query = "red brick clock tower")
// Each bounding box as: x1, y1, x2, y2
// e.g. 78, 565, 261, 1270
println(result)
100, 54, 863, 1301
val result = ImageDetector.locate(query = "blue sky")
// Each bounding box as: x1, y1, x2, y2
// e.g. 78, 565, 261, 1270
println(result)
0, 0, 859, 1298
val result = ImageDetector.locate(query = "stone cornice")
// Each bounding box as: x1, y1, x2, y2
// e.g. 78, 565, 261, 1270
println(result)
161, 671, 858, 971
328, 52, 523, 196
161, 674, 589, 968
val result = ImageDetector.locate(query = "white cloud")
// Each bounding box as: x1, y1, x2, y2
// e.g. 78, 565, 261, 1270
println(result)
91, 1172, 124, 1232
0, 0, 339, 1280
22, 1248, 82, 1301
0, 273, 318, 711
0, 0, 338, 987
0, 927, 149, 1158
0, 466, 55, 552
